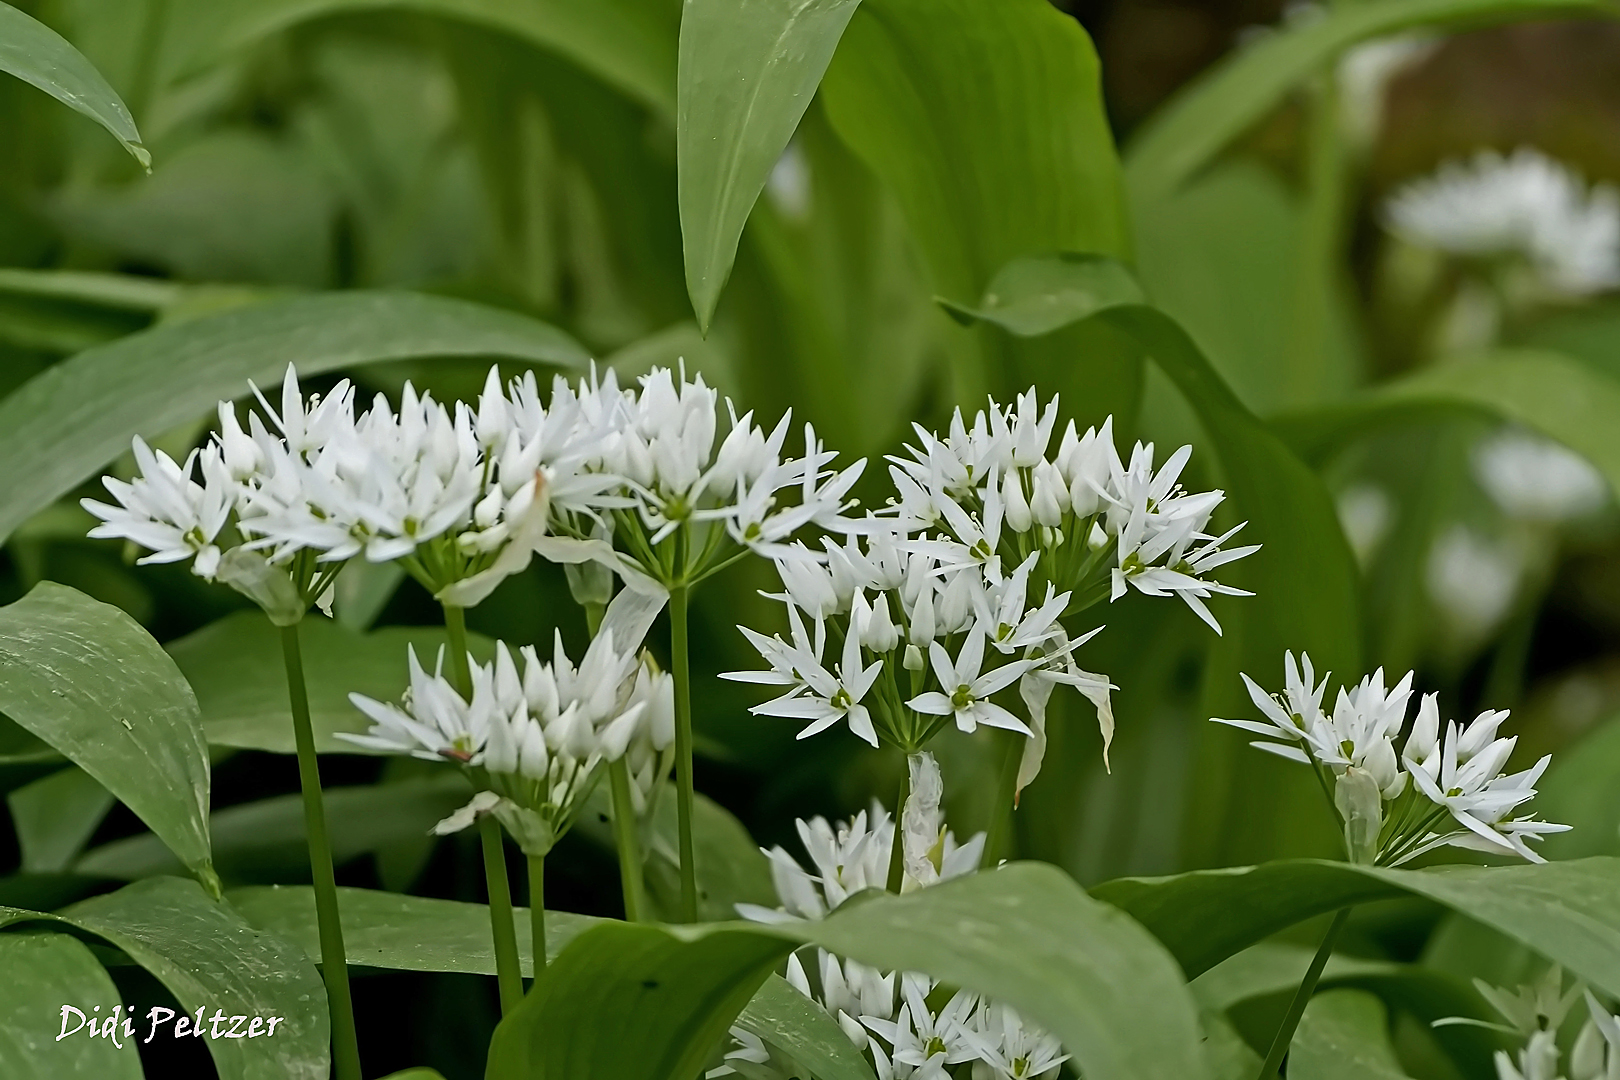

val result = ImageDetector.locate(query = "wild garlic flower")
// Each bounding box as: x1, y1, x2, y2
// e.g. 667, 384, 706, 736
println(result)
726, 529, 1114, 785
83, 369, 356, 623
343, 632, 653, 855
888, 394, 1256, 635
1214, 652, 1567, 865
1474, 429, 1608, 524
1441, 969, 1616, 1080
1385, 147, 1620, 297
712, 755, 1063, 1080
536, 365, 867, 599
84, 437, 236, 579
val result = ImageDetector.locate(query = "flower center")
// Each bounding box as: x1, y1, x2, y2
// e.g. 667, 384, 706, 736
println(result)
950, 684, 973, 710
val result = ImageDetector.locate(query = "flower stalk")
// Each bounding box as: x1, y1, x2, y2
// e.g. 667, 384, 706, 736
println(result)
528, 855, 547, 979
442, 601, 523, 1013
884, 762, 911, 893
670, 582, 698, 922
279, 623, 362, 1080
478, 813, 524, 1013
607, 758, 646, 921
1255, 907, 1352, 1079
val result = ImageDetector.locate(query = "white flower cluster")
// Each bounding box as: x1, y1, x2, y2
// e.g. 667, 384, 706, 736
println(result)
711, 755, 1065, 1080
1444, 967, 1620, 1080
343, 632, 672, 855
85, 362, 866, 617
1215, 652, 1567, 865
727, 391, 1255, 786
1385, 147, 1620, 297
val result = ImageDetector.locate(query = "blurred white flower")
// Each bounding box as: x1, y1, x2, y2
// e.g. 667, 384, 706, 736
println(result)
1337, 483, 1393, 566
1385, 147, 1620, 297
1427, 524, 1521, 642
1474, 430, 1607, 523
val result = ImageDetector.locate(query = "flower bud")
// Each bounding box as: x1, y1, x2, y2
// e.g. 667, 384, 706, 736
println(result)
908, 586, 936, 646
1003, 469, 1032, 533
1031, 460, 1067, 527
1334, 767, 1384, 865
862, 592, 900, 653
217, 403, 262, 480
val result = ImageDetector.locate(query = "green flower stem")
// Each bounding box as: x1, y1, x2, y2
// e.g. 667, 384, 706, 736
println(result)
670, 583, 698, 922
278, 624, 362, 1080
884, 760, 912, 893
479, 814, 524, 1014
982, 727, 1026, 868
1255, 907, 1352, 1079
442, 603, 474, 693
608, 758, 647, 921
528, 854, 547, 980
441, 602, 523, 1013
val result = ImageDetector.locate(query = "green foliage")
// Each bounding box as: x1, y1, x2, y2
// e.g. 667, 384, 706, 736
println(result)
0, 932, 144, 1079
1124, 0, 1618, 205
0, 291, 586, 544
487, 864, 1205, 1080
1, 877, 329, 1080
1287, 989, 1408, 1080
0, 1, 148, 166
0, 583, 215, 891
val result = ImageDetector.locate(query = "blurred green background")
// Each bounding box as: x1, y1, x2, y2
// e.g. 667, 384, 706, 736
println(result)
5, 1, 1620, 1076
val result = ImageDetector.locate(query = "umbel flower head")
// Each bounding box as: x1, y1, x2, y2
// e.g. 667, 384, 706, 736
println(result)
531, 364, 869, 601
343, 630, 657, 856
711, 754, 1066, 1080
1385, 146, 1620, 298
1214, 651, 1568, 865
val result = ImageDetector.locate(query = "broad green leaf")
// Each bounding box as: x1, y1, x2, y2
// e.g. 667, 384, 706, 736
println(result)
487, 863, 1207, 1080
1134, 160, 1360, 413
76, 775, 471, 881
676, 0, 862, 329
0, 583, 214, 891
1094, 857, 1620, 1002
942, 252, 1361, 865
1272, 350, 1620, 501
0, 290, 588, 544
734, 973, 878, 1080
1203, 1009, 1262, 1080
7, 766, 114, 873
1289, 990, 1408, 1079
1194, 941, 1501, 1074
166, 611, 493, 755
1124, 0, 1617, 206
0, 268, 182, 311
821, 0, 1128, 305
163, 0, 677, 117
228, 885, 596, 976
0, 1, 149, 166
378, 1071, 447, 1080
0, 932, 143, 1079
0, 876, 328, 1080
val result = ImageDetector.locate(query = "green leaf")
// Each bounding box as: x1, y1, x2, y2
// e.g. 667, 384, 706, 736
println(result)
1288, 989, 1408, 1080
0, 876, 329, 1080
486, 863, 1207, 1080
1272, 349, 1620, 501
75, 775, 471, 882
644, 790, 777, 922
7, 767, 115, 873
1536, 712, 1620, 860
166, 611, 493, 755
676, 0, 862, 329
820, 0, 1129, 305
0, 583, 214, 891
164, 0, 677, 117
0, 290, 588, 545
0, 1, 149, 167
0, 932, 144, 1079
734, 973, 878, 1080
1094, 856, 1620, 1001
378, 1071, 448, 1080
228, 885, 596, 976
1124, 0, 1617, 206
941, 252, 1361, 865
1203, 1008, 1262, 1080
0, 269, 183, 312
